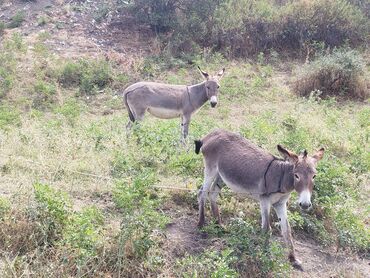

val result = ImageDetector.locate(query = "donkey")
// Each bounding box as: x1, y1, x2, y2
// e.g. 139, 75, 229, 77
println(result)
122, 67, 225, 142
194, 129, 324, 270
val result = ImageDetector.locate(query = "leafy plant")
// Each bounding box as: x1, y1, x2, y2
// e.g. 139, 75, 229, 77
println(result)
292, 48, 368, 100
7, 11, 25, 29
62, 206, 104, 261
176, 249, 238, 278
33, 183, 72, 245
0, 104, 21, 130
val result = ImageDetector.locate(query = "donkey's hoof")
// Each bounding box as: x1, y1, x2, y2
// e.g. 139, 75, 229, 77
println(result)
292, 260, 304, 271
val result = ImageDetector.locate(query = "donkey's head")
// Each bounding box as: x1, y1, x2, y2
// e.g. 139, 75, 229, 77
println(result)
277, 145, 325, 211
198, 66, 225, 108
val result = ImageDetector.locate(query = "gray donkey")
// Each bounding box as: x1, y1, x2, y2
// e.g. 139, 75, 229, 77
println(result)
194, 129, 325, 270
123, 67, 225, 142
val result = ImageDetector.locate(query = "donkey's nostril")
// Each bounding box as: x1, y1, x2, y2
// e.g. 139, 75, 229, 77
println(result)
299, 202, 311, 210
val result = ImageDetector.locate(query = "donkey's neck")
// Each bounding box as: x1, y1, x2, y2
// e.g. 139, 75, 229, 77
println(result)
187, 82, 208, 110
267, 160, 295, 194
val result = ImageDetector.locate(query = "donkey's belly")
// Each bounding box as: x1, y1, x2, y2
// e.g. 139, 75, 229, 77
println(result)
147, 107, 181, 119
219, 173, 261, 201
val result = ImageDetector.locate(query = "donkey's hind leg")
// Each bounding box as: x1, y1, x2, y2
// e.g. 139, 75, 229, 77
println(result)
209, 175, 223, 225
198, 168, 218, 228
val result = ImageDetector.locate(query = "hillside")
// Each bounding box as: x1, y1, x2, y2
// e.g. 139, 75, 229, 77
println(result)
0, 1, 369, 277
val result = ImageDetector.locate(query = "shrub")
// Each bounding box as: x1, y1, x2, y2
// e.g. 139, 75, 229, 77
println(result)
62, 206, 104, 261
33, 183, 72, 245
114, 172, 169, 267
7, 11, 25, 29
126, 0, 369, 57
58, 61, 83, 87
0, 21, 5, 35
0, 196, 10, 221
32, 80, 57, 108
176, 249, 237, 278
0, 104, 21, 130
335, 207, 370, 254
292, 48, 368, 100
54, 99, 83, 125
226, 218, 290, 276
126, 0, 179, 33
58, 59, 113, 95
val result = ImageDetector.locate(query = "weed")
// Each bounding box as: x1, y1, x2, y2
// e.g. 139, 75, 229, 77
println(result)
0, 104, 21, 130
37, 15, 49, 26
113, 171, 169, 271
176, 248, 238, 278
54, 99, 83, 125
0, 21, 5, 35
292, 48, 368, 100
0, 196, 10, 220
58, 59, 113, 95
62, 206, 104, 262
32, 183, 72, 245
32, 80, 57, 108
7, 11, 25, 29
226, 217, 291, 276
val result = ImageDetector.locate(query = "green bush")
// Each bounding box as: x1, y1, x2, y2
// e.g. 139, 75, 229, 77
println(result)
54, 99, 83, 125
126, 0, 179, 32
0, 21, 5, 35
176, 249, 237, 278
126, 0, 369, 57
32, 80, 57, 108
0, 196, 10, 221
226, 218, 290, 276
33, 183, 72, 245
7, 11, 25, 29
62, 206, 104, 261
114, 172, 168, 265
335, 207, 370, 254
0, 104, 21, 130
292, 48, 368, 100
58, 59, 113, 95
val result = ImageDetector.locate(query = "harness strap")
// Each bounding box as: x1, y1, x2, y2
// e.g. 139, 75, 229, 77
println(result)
263, 156, 284, 195
186, 86, 195, 111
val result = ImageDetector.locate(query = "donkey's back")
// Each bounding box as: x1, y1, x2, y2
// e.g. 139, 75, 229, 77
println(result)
124, 81, 187, 97
197, 129, 274, 193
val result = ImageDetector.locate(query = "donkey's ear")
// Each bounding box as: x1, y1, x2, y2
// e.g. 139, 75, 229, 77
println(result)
277, 144, 298, 163
299, 149, 308, 159
198, 66, 209, 80
311, 148, 324, 164
215, 68, 225, 80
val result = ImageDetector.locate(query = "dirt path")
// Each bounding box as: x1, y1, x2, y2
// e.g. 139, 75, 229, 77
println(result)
164, 210, 370, 278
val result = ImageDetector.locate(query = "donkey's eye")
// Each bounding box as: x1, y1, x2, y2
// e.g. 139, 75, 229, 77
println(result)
294, 174, 300, 180
312, 174, 316, 179
217, 85, 220, 89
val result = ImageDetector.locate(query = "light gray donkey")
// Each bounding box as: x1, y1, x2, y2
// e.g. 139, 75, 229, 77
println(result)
122, 67, 225, 142
194, 129, 325, 270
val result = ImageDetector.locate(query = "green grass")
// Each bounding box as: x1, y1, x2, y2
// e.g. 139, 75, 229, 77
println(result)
0, 32, 368, 276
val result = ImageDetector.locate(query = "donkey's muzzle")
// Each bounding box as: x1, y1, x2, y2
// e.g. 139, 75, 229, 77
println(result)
299, 202, 312, 211
210, 96, 217, 108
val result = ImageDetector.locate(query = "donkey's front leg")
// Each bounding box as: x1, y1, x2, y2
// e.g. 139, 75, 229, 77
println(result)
273, 201, 303, 271
180, 114, 191, 145
260, 197, 271, 232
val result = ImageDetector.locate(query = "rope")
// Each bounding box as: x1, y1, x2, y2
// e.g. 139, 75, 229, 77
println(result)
0, 153, 262, 195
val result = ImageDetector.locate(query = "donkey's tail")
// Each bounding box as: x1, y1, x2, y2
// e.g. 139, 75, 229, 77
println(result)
123, 92, 135, 122
194, 140, 203, 154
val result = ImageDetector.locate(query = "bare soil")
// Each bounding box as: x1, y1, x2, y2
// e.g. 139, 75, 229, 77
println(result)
164, 202, 370, 277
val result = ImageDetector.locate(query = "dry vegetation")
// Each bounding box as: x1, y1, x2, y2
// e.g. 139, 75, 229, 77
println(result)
0, 0, 369, 277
